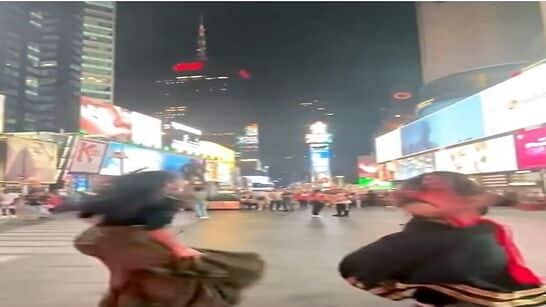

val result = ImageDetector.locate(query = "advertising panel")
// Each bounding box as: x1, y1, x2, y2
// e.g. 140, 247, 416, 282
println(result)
80, 96, 132, 142
401, 95, 484, 156
434, 135, 517, 174
481, 63, 546, 136
514, 127, 546, 170
375, 129, 402, 163
395, 153, 435, 180
357, 155, 377, 178
161, 153, 191, 173
69, 139, 108, 174
237, 123, 260, 160
100, 142, 163, 176
164, 121, 201, 155
4, 138, 58, 182
131, 111, 162, 149
310, 144, 331, 181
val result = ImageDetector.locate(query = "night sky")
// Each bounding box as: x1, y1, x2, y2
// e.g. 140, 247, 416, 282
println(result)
115, 2, 422, 183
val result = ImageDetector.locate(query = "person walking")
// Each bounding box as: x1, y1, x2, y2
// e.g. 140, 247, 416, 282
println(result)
269, 190, 282, 211
310, 189, 326, 218
0, 188, 19, 218
193, 183, 209, 219
333, 191, 351, 217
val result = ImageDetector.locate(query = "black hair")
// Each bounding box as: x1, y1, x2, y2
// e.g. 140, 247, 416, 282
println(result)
79, 171, 179, 219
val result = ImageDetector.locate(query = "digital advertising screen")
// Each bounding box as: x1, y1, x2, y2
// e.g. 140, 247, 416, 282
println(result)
310, 144, 331, 181
357, 155, 377, 178
395, 153, 435, 181
69, 139, 108, 174
481, 63, 546, 136
79, 96, 132, 142
4, 138, 58, 182
401, 95, 484, 156
131, 111, 162, 149
164, 121, 201, 155
434, 135, 518, 175
161, 153, 191, 173
515, 127, 546, 170
375, 129, 402, 163
100, 142, 163, 176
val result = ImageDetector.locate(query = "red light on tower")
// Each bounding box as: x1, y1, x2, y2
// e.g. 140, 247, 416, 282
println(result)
172, 61, 205, 72
238, 69, 251, 79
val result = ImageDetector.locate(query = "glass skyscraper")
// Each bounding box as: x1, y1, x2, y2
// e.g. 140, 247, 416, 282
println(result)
0, 2, 116, 132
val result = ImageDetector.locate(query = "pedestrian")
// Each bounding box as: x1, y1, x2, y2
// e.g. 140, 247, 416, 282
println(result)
281, 189, 295, 211
333, 191, 351, 217
338, 171, 545, 307
310, 189, 325, 218
193, 183, 209, 219
269, 190, 282, 211
0, 188, 19, 218
253, 190, 269, 211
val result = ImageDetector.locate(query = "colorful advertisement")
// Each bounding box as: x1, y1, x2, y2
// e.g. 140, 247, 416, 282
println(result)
131, 111, 162, 149
481, 63, 546, 136
310, 144, 331, 182
375, 128, 402, 163
3, 138, 58, 182
515, 127, 546, 170
79, 96, 132, 142
434, 135, 517, 175
395, 153, 435, 180
163, 121, 201, 155
401, 95, 484, 156
100, 142, 163, 176
237, 123, 260, 160
69, 139, 108, 174
161, 153, 192, 173
357, 155, 377, 178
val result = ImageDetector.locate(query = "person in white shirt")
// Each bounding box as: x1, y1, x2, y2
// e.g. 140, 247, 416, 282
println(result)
0, 188, 20, 218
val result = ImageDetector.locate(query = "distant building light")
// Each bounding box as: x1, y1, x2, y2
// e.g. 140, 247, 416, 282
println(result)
172, 61, 205, 72
238, 69, 251, 79
205, 77, 216, 80
326, 113, 334, 116
316, 107, 325, 111
394, 114, 401, 118
217, 76, 229, 80
300, 102, 313, 107
190, 75, 203, 79
392, 91, 412, 101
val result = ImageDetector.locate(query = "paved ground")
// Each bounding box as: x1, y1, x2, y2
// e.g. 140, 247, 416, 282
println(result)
0, 207, 544, 307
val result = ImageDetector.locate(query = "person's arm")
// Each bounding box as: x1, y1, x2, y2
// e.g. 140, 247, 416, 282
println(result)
148, 229, 200, 258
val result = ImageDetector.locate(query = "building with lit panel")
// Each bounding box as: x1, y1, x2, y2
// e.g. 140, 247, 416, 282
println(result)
0, 2, 116, 132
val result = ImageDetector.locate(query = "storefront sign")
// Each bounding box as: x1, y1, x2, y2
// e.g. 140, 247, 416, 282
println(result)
69, 139, 108, 174
434, 135, 518, 174
515, 127, 546, 170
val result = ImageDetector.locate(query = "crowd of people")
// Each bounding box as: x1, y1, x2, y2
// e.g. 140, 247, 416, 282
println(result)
238, 188, 393, 218
0, 186, 65, 219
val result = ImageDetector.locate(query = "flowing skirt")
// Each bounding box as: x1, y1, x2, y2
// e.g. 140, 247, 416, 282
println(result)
74, 226, 265, 307
338, 218, 546, 306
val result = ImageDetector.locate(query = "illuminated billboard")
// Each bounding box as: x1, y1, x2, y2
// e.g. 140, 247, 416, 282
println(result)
131, 111, 162, 149
401, 95, 484, 156
514, 127, 546, 170
3, 138, 58, 183
395, 153, 435, 180
100, 142, 163, 176
375, 129, 402, 163
434, 135, 517, 174
481, 63, 546, 136
79, 96, 132, 142
310, 144, 331, 182
161, 153, 192, 173
163, 121, 201, 155
68, 139, 108, 174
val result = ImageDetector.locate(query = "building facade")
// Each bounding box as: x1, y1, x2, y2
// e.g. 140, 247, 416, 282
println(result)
0, 2, 116, 132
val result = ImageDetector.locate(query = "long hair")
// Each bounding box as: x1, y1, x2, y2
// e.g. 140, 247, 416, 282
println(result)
79, 171, 179, 220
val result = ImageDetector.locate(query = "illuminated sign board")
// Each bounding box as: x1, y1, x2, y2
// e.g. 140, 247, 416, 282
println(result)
306, 121, 332, 144
515, 127, 546, 170
68, 139, 108, 174
164, 121, 201, 155
131, 111, 162, 149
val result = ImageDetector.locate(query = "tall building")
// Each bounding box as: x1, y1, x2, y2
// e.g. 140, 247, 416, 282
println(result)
154, 105, 188, 123
154, 16, 253, 132
0, 2, 116, 132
